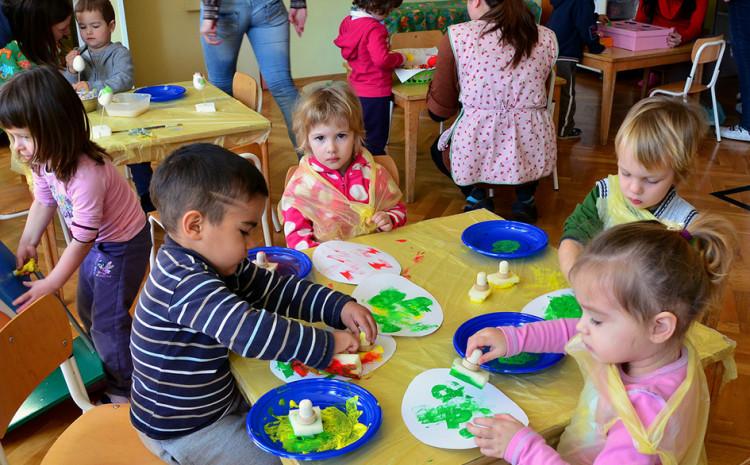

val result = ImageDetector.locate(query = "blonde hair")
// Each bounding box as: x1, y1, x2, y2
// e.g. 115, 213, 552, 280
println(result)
570, 214, 738, 340
615, 96, 707, 184
292, 80, 365, 155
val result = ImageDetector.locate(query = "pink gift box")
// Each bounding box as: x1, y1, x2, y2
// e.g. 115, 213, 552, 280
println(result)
600, 20, 674, 51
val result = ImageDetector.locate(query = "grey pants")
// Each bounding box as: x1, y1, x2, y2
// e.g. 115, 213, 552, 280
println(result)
556, 59, 577, 136
138, 393, 281, 465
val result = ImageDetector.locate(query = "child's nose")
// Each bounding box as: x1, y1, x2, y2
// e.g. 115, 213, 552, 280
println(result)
575, 319, 587, 334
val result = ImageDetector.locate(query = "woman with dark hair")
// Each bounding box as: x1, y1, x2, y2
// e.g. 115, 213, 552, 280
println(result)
635, 0, 707, 46
427, 0, 557, 222
0, 0, 73, 83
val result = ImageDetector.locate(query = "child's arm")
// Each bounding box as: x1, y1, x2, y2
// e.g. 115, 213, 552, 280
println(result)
575, 0, 605, 54
558, 239, 584, 281
281, 204, 319, 250
384, 202, 407, 229
559, 184, 603, 277
466, 319, 578, 365
91, 46, 134, 93
366, 27, 404, 70
427, 34, 459, 121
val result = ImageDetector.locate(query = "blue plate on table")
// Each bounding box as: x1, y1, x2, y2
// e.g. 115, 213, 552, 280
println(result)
247, 246, 312, 279
454, 312, 564, 374
461, 220, 548, 259
0, 240, 31, 312
135, 85, 186, 102
246, 378, 382, 461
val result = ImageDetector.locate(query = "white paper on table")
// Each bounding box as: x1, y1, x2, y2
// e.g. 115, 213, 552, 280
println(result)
312, 240, 401, 285
270, 335, 396, 382
520, 288, 577, 319
402, 368, 528, 449
393, 47, 437, 83
352, 272, 443, 337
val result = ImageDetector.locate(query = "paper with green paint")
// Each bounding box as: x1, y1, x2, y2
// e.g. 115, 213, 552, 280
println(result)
352, 272, 443, 337
521, 288, 582, 320
401, 368, 528, 449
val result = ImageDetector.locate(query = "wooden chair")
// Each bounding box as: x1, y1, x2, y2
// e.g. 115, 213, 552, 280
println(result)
231, 72, 280, 236
390, 30, 444, 50
0, 294, 163, 465
649, 36, 726, 141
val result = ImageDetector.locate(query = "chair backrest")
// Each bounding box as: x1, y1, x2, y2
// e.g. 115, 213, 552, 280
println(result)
232, 71, 262, 112
0, 294, 72, 438
684, 36, 726, 94
390, 30, 443, 49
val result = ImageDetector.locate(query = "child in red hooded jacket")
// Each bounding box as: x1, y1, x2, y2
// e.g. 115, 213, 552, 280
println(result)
334, 0, 404, 156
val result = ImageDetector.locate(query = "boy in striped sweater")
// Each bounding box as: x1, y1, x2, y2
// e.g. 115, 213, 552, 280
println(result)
130, 143, 377, 465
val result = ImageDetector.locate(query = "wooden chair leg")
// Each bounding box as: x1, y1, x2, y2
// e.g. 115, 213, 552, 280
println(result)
40, 221, 64, 302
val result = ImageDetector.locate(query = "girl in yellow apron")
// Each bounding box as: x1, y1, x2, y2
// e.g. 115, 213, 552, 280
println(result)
280, 81, 405, 250
465, 215, 737, 464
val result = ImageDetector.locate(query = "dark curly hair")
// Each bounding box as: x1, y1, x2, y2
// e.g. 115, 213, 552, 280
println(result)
352, 0, 403, 16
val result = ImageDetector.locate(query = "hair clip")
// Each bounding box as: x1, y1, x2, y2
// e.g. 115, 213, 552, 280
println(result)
679, 229, 693, 242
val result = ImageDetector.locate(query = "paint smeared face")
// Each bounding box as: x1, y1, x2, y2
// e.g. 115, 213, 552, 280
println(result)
617, 143, 675, 210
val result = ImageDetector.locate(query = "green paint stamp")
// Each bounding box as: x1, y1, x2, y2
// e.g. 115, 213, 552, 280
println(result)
415, 382, 491, 435
368, 288, 438, 334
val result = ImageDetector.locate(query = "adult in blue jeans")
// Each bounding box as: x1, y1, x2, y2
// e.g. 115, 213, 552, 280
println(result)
720, 0, 750, 142
200, 0, 306, 150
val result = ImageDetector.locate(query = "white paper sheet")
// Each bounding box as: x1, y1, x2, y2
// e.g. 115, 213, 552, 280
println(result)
393, 47, 437, 83
401, 368, 528, 449
352, 272, 443, 337
270, 335, 397, 382
312, 241, 401, 284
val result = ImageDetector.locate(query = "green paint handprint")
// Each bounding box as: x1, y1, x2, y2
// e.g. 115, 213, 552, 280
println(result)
367, 288, 437, 334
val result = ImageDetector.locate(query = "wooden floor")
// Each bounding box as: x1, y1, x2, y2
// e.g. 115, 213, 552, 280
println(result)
2, 70, 748, 464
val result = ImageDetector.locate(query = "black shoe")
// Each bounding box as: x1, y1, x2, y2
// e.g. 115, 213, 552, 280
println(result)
464, 196, 494, 213
511, 200, 538, 223
558, 128, 582, 140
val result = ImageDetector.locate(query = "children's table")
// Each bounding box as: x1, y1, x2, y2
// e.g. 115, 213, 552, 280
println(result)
230, 209, 737, 465
581, 43, 696, 145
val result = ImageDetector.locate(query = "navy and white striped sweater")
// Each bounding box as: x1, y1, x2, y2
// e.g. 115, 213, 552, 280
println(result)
130, 237, 352, 439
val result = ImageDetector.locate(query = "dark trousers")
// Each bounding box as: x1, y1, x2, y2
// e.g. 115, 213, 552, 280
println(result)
556, 59, 577, 136
429, 137, 538, 203
77, 223, 151, 396
127, 162, 155, 212
360, 96, 391, 155
730, 0, 750, 129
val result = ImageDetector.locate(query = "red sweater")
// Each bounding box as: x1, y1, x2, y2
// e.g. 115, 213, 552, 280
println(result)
635, 0, 707, 43
334, 15, 404, 97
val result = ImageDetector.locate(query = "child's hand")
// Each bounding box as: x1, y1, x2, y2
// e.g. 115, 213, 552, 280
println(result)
667, 31, 682, 47
12, 277, 58, 311
340, 301, 378, 344
371, 212, 393, 232
466, 328, 508, 365
16, 244, 38, 269
73, 81, 90, 92
597, 14, 610, 24
200, 19, 222, 45
332, 330, 359, 354
467, 414, 526, 458
65, 49, 79, 72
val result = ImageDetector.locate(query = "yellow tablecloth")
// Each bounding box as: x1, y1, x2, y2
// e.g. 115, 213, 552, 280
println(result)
230, 209, 737, 465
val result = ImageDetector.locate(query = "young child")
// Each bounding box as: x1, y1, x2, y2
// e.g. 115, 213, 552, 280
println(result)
546, 0, 606, 139
62, 0, 152, 213
334, 0, 404, 156
131, 143, 377, 464
63, 0, 133, 94
465, 216, 737, 463
558, 96, 706, 278
0, 0, 73, 83
0, 66, 150, 402
426, 0, 557, 221
281, 80, 406, 250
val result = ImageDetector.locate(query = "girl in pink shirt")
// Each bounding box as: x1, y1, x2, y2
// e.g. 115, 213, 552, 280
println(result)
464, 216, 737, 464
281, 81, 406, 250
1, 66, 150, 402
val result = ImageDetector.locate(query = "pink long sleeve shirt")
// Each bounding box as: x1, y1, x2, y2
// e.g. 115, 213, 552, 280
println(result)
32, 156, 146, 243
498, 319, 688, 465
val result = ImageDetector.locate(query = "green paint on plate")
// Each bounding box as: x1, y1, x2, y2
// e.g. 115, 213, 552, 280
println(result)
497, 352, 540, 365
492, 240, 520, 253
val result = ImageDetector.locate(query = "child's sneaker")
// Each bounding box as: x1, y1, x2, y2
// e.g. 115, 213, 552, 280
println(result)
511, 199, 538, 223
720, 125, 750, 142
558, 128, 582, 140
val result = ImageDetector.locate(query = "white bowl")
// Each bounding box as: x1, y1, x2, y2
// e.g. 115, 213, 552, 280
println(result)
105, 93, 150, 117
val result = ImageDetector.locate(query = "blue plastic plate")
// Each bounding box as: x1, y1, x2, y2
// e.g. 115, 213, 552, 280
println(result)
246, 378, 382, 461
134, 85, 186, 102
0, 241, 31, 311
453, 312, 564, 374
247, 247, 312, 279
461, 220, 548, 259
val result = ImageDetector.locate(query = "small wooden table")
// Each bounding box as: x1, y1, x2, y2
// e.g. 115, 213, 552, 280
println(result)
581, 44, 694, 145
392, 78, 565, 203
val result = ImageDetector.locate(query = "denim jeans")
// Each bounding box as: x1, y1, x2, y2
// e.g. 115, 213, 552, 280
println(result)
729, 0, 750, 129
200, 0, 299, 146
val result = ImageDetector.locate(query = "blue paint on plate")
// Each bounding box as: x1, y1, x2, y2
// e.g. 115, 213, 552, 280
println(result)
461, 220, 548, 259
135, 85, 186, 102
454, 312, 564, 374
246, 378, 382, 460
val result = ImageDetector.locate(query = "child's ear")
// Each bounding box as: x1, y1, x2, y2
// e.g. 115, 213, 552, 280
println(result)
181, 210, 204, 240
108, 20, 116, 32
649, 311, 677, 344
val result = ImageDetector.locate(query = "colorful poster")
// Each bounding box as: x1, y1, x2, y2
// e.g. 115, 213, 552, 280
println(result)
401, 368, 528, 449
312, 241, 401, 285
521, 288, 582, 320
270, 335, 397, 382
352, 273, 443, 337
